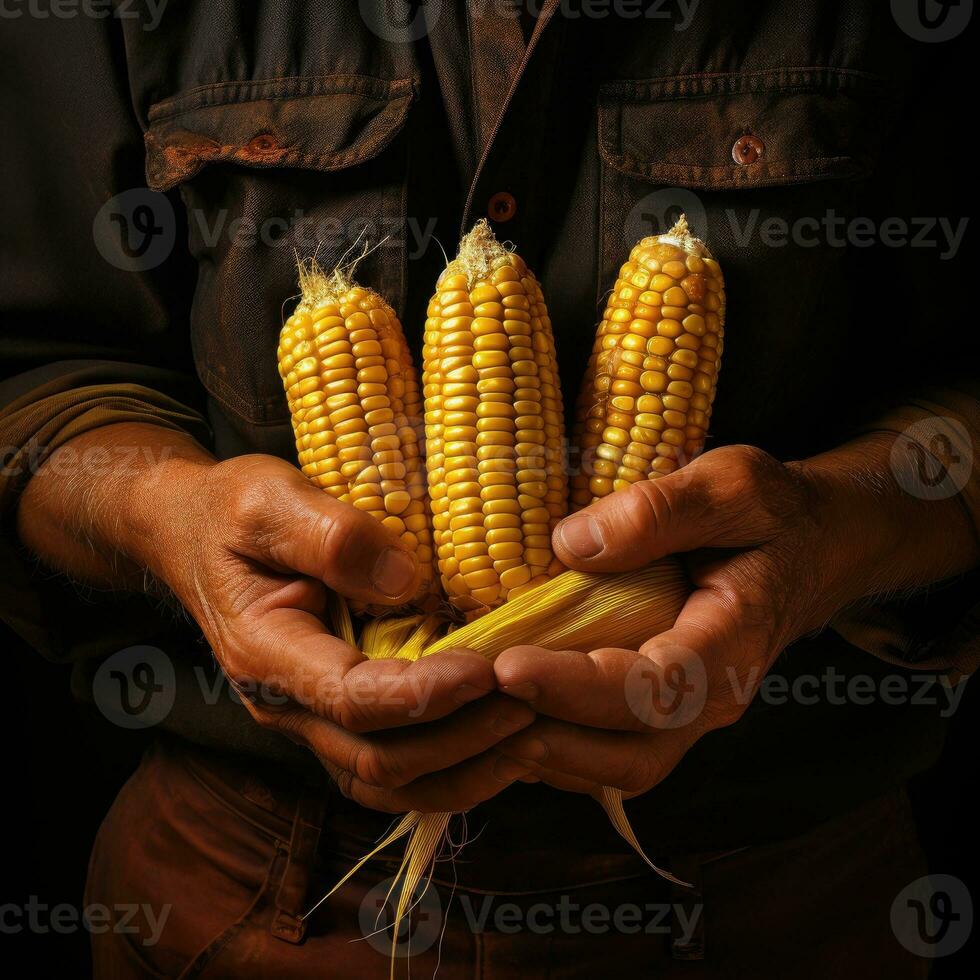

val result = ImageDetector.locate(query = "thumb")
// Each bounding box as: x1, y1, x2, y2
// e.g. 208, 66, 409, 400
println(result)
232, 459, 420, 605
552, 445, 795, 572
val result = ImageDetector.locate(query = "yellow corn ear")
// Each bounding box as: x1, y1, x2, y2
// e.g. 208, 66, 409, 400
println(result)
277, 258, 436, 607
571, 215, 725, 508
423, 221, 568, 614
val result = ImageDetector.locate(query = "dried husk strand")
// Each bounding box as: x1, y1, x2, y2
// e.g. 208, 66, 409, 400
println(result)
307, 561, 693, 971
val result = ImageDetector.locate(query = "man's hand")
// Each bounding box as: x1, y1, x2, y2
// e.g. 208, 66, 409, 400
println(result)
493, 437, 978, 799
19, 423, 535, 812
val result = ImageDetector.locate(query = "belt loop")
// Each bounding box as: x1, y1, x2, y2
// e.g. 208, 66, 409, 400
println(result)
669, 856, 706, 961
271, 791, 326, 944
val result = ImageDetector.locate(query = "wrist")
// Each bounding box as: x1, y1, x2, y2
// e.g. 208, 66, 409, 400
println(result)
18, 421, 214, 589
111, 426, 216, 582
790, 430, 977, 612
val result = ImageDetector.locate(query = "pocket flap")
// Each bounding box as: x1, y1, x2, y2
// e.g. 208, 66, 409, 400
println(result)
145, 75, 415, 191
598, 67, 894, 189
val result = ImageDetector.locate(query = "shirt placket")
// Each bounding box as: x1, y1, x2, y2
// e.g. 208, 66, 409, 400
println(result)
462, 0, 563, 249
466, 5, 528, 151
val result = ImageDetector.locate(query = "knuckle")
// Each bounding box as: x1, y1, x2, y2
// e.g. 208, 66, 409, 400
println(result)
331, 699, 370, 734
332, 767, 356, 802
345, 774, 405, 813
621, 479, 674, 540
717, 445, 799, 531
719, 445, 775, 499
312, 507, 359, 571
216, 459, 281, 526
218, 639, 261, 689
730, 444, 779, 483
589, 647, 638, 688
708, 578, 778, 653
338, 669, 390, 728
618, 750, 656, 794
712, 574, 769, 623
350, 743, 409, 790
259, 705, 309, 741
310, 687, 345, 727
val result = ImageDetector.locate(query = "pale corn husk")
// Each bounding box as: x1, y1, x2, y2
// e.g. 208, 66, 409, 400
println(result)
421, 563, 688, 660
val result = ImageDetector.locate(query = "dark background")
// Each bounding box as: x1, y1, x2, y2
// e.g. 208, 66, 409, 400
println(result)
5, 620, 976, 976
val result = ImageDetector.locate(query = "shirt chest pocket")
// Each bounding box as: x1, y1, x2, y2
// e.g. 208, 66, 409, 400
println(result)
595, 68, 898, 447
597, 67, 897, 283
145, 76, 415, 425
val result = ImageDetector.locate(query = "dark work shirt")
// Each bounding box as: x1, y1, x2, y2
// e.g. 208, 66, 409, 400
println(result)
1, 1, 977, 860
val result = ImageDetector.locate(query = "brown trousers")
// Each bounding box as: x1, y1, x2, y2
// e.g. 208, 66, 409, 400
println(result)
85, 739, 930, 979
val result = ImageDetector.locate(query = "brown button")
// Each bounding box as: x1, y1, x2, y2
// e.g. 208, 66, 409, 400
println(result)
732, 134, 764, 165
247, 133, 279, 155
488, 191, 517, 222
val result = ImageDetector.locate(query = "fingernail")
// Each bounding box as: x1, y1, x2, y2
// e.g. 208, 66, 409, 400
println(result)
372, 547, 416, 598
508, 737, 550, 765
492, 703, 534, 737
558, 516, 604, 559
501, 682, 540, 702
454, 684, 487, 704
492, 756, 532, 783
